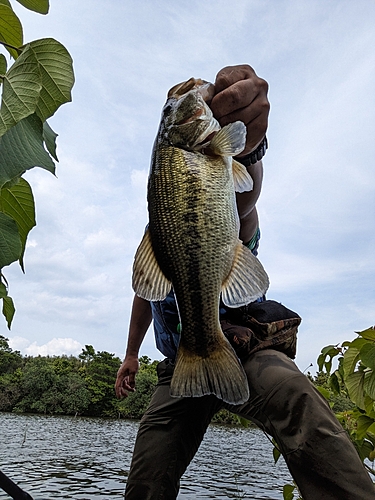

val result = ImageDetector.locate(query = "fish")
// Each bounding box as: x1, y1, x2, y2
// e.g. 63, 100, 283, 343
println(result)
132, 77, 269, 404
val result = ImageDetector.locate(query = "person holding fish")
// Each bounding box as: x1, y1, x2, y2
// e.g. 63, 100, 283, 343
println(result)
115, 65, 375, 499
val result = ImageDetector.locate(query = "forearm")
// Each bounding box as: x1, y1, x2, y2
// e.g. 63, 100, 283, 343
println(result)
236, 160, 263, 244
125, 295, 153, 358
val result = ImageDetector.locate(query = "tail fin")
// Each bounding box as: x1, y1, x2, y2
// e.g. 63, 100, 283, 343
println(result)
170, 339, 249, 404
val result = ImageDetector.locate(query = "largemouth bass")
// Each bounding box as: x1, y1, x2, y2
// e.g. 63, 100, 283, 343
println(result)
133, 78, 269, 404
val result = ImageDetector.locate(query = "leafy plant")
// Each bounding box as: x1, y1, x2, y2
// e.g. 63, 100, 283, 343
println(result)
272, 326, 375, 499
0, 0, 74, 327
316, 326, 375, 476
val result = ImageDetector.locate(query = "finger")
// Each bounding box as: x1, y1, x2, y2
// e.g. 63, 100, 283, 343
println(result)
211, 80, 255, 119
115, 376, 135, 399
213, 77, 269, 122
214, 64, 257, 94
128, 372, 136, 389
115, 367, 129, 397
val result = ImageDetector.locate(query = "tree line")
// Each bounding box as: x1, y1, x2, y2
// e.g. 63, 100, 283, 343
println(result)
0, 335, 157, 419
0, 333, 357, 429
0, 335, 242, 424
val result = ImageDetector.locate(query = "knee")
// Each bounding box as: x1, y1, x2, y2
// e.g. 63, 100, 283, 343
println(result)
261, 368, 343, 454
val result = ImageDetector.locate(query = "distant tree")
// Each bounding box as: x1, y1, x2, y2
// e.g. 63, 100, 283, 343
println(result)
0, 334, 22, 374
59, 371, 90, 415
15, 356, 59, 413
79, 345, 122, 417
0, 335, 22, 410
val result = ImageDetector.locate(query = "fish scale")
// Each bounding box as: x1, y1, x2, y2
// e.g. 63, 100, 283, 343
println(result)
132, 79, 269, 404
149, 147, 233, 353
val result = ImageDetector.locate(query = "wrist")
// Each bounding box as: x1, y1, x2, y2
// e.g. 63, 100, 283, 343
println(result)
125, 349, 139, 359
237, 136, 268, 166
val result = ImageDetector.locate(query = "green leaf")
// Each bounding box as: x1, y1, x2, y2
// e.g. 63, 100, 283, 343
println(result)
356, 415, 375, 440
27, 38, 74, 122
0, 54, 7, 75
2, 294, 14, 328
317, 353, 325, 372
283, 484, 295, 500
346, 371, 365, 409
0, 113, 55, 188
361, 343, 375, 370
343, 346, 360, 377
366, 422, 375, 437
0, 177, 35, 271
321, 345, 340, 357
325, 359, 333, 373
238, 416, 251, 427
0, 44, 42, 136
0, 280, 7, 297
364, 396, 375, 418
364, 370, 375, 400
355, 438, 373, 462
15, 0, 49, 14
43, 120, 58, 161
329, 372, 341, 395
316, 385, 331, 400
273, 445, 281, 464
349, 337, 369, 350
356, 327, 375, 341
0, 4, 23, 59
0, 211, 21, 267
317, 345, 340, 374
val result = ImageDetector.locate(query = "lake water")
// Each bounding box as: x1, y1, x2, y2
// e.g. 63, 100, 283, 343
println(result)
0, 413, 293, 499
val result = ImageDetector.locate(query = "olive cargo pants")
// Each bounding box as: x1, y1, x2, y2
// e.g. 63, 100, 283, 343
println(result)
124, 350, 375, 499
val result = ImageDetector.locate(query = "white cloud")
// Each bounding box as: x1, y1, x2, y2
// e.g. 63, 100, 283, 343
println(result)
8, 337, 83, 357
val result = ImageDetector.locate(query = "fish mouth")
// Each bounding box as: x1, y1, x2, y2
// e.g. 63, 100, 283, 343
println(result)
168, 78, 215, 104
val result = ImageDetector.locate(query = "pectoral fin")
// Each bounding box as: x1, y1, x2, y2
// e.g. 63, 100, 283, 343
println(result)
132, 228, 172, 301
221, 242, 269, 307
232, 159, 254, 193
209, 121, 246, 157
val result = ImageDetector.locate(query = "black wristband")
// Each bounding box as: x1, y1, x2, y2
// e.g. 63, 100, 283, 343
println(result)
237, 136, 268, 166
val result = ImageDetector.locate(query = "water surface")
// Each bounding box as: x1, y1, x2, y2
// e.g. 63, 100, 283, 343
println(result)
0, 413, 292, 499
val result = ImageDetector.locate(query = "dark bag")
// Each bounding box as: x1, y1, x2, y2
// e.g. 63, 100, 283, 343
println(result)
221, 300, 301, 360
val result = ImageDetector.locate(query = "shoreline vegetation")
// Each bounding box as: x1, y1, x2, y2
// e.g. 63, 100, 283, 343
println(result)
0, 335, 248, 424
0, 334, 352, 425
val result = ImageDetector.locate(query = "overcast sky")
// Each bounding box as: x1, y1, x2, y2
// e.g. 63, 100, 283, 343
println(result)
4, 0, 375, 373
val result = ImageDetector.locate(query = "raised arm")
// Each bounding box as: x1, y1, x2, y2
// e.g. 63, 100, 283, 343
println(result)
115, 295, 152, 398
211, 64, 269, 244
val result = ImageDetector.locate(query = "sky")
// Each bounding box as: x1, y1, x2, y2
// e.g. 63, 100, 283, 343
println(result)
3, 0, 375, 373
